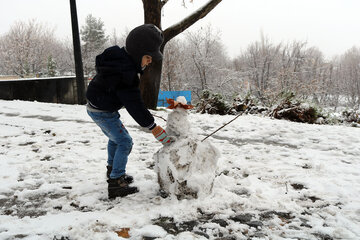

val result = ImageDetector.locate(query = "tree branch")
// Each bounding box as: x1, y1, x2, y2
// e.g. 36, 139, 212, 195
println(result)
163, 0, 222, 44
161, 0, 170, 7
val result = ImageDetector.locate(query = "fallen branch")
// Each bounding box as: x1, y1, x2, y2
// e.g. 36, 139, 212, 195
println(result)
201, 111, 245, 142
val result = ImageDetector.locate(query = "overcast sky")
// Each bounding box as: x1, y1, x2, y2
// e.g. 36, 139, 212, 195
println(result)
1, 0, 360, 59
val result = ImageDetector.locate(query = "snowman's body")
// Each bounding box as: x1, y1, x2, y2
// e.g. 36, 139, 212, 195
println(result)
154, 97, 219, 199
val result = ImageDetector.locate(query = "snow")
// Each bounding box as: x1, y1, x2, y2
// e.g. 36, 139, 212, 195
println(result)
0, 99, 360, 239
176, 96, 187, 105
132, 225, 167, 238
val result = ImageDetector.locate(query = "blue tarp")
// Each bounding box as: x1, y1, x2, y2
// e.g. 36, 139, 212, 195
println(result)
157, 90, 191, 107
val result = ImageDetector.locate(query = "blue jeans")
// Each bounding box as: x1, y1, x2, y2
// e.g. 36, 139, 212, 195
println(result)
87, 110, 133, 179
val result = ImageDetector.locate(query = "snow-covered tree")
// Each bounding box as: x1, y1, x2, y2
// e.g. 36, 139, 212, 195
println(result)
161, 38, 186, 91
53, 38, 75, 76
47, 55, 57, 77
0, 20, 57, 78
182, 25, 241, 99
80, 14, 108, 77
239, 34, 282, 101
108, 28, 127, 47
0, 35, 5, 75
338, 47, 360, 108
232, 36, 340, 106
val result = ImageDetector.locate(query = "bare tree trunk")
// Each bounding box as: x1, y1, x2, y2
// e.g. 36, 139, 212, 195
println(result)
139, 0, 222, 109
142, 0, 162, 27
139, 0, 163, 109
140, 58, 163, 108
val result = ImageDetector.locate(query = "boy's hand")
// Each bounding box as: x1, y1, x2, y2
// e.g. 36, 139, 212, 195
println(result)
152, 126, 171, 144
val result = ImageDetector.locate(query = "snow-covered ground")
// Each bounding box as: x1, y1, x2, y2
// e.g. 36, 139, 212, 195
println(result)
0, 100, 359, 240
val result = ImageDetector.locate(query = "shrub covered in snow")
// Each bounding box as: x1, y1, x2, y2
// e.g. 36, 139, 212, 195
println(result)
196, 90, 232, 115
270, 99, 319, 124
195, 90, 360, 127
341, 109, 360, 124
232, 93, 268, 115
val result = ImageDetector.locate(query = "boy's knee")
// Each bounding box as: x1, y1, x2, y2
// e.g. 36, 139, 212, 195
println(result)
127, 136, 133, 149
114, 135, 132, 149
124, 137, 133, 153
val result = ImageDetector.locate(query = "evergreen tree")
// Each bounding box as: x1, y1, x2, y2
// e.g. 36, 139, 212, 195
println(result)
80, 14, 108, 77
47, 55, 57, 77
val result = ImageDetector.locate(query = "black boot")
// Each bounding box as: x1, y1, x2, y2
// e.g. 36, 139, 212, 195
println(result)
107, 175, 138, 199
106, 166, 134, 184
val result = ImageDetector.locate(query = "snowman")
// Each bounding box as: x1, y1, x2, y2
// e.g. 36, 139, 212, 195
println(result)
154, 96, 219, 199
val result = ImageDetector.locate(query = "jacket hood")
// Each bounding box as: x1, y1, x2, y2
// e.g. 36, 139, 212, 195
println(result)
125, 24, 164, 66
96, 46, 143, 76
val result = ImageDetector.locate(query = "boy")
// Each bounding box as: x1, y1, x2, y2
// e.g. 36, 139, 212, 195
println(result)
86, 24, 171, 199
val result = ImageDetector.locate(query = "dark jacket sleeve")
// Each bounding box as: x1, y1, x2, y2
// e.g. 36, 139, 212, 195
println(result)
116, 87, 155, 128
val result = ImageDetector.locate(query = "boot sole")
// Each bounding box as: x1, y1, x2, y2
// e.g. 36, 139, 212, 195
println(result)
108, 187, 139, 199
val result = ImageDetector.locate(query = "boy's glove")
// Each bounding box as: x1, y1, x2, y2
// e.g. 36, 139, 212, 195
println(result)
152, 126, 171, 144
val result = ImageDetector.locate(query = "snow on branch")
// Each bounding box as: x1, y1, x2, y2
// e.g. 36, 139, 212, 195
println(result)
163, 0, 222, 43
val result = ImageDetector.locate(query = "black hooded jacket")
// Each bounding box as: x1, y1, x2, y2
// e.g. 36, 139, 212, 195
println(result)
86, 46, 155, 128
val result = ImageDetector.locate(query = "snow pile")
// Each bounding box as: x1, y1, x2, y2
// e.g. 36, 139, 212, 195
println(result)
154, 97, 219, 199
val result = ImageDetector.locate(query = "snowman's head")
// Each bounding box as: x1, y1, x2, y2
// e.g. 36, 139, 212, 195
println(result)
166, 97, 194, 110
